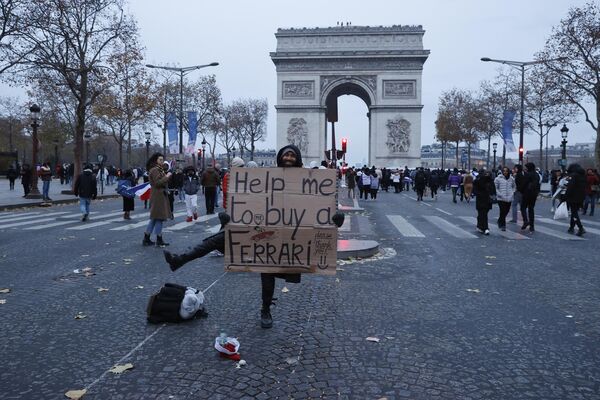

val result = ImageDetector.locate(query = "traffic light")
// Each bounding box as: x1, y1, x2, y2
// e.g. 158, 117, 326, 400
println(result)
519, 147, 524, 155
341, 137, 347, 153
197, 148, 202, 157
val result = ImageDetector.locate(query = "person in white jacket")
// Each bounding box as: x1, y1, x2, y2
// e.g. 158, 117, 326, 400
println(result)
494, 167, 516, 231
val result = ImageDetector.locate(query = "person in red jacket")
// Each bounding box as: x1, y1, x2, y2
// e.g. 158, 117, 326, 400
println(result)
583, 168, 600, 216
222, 157, 245, 210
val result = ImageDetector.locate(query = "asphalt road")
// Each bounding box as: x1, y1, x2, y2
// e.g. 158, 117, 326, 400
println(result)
0, 189, 598, 399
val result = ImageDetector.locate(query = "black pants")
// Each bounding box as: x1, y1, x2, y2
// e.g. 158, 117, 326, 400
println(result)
451, 187, 458, 202
22, 183, 30, 196
393, 183, 400, 193
521, 196, 537, 227
430, 185, 438, 198
568, 201, 583, 231
9, 179, 15, 190
477, 208, 489, 231
204, 186, 216, 214
416, 187, 424, 200
370, 188, 378, 199
497, 201, 511, 228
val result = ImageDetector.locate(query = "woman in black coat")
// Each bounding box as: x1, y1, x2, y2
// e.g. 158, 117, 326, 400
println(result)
565, 163, 586, 236
473, 170, 496, 235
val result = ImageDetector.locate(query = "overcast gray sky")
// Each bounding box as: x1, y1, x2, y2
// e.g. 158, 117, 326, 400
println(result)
3, 0, 594, 165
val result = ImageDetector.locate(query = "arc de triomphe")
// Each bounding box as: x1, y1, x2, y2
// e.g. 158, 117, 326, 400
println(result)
270, 25, 429, 167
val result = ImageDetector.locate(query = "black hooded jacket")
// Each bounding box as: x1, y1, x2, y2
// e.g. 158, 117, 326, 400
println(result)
276, 144, 303, 168
565, 164, 586, 205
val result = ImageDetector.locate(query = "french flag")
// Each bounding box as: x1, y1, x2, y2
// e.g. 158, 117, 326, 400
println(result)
124, 182, 151, 201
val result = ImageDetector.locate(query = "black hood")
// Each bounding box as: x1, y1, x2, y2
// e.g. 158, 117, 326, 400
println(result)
276, 144, 303, 168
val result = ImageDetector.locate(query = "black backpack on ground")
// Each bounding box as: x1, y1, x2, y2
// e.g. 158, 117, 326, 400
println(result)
146, 283, 207, 324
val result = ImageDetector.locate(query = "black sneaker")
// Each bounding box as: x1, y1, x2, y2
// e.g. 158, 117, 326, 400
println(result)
567, 228, 575, 234
576, 229, 585, 237
260, 307, 272, 329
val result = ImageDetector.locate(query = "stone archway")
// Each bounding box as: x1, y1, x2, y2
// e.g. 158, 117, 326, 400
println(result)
271, 25, 429, 168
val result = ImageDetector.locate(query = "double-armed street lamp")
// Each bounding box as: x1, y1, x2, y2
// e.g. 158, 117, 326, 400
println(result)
560, 124, 569, 172
480, 56, 566, 164
492, 142, 498, 171
25, 104, 42, 199
145, 131, 151, 162
145, 62, 219, 155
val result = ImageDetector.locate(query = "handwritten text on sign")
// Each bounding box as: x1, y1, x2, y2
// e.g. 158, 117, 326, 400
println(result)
225, 168, 337, 275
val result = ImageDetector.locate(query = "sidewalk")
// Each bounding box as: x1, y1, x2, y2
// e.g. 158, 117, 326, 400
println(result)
0, 178, 119, 210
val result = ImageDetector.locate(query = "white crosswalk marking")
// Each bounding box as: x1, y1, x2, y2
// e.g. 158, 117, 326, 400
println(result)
0, 212, 82, 229
579, 218, 600, 227
531, 224, 585, 241
66, 211, 149, 230
458, 216, 529, 240
109, 211, 188, 231
0, 211, 66, 224
423, 215, 477, 238
24, 212, 100, 230
206, 224, 221, 234
164, 213, 219, 231
537, 217, 600, 236
387, 215, 425, 237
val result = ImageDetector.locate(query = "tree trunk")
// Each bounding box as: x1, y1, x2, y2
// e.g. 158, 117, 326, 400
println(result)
455, 141, 459, 167
539, 125, 544, 171
486, 136, 491, 169
118, 139, 123, 169
251, 140, 255, 161
467, 143, 472, 170
596, 96, 600, 171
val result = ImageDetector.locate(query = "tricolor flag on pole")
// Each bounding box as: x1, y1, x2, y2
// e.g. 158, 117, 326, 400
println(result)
187, 111, 197, 154
502, 110, 517, 153
123, 182, 152, 201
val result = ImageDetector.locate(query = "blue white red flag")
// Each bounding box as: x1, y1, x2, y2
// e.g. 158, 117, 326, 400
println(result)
502, 110, 517, 153
123, 182, 151, 201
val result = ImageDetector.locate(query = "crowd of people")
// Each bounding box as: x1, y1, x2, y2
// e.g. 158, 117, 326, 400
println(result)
342, 163, 599, 236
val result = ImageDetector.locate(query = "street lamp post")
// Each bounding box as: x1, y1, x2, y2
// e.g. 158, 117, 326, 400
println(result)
25, 104, 42, 199
145, 62, 219, 155
232, 146, 236, 158
201, 138, 207, 170
145, 132, 151, 163
492, 142, 498, 171
53, 139, 59, 170
481, 56, 566, 165
84, 133, 91, 164
560, 124, 569, 172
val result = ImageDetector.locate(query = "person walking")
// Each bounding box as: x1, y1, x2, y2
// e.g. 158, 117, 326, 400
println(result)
565, 163, 587, 236
73, 163, 97, 221
370, 172, 380, 200
520, 162, 540, 232
511, 164, 524, 223
117, 169, 135, 220
143, 153, 173, 247
183, 166, 201, 222
346, 168, 356, 199
414, 168, 426, 201
429, 170, 440, 199
40, 162, 52, 201
448, 168, 461, 203
20, 164, 31, 197
462, 171, 474, 203
582, 168, 599, 216
494, 167, 515, 231
201, 165, 220, 214
473, 169, 495, 235
7, 165, 17, 190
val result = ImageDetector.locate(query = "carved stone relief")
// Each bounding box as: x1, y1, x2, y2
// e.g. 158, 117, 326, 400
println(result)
386, 117, 411, 153
282, 81, 314, 99
276, 59, 423, 72
286, 118, 309, 154
383, 80, 416, 98
320, 75, 376, 94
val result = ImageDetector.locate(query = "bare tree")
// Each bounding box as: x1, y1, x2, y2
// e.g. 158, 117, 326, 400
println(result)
0, 0, 30, 75
15, 0, 136, 186
538, 1, 600, 169
93, 31, 155, 168
525, 65, 578, 170
239, 98, 268, 160
214, 103, 242, 166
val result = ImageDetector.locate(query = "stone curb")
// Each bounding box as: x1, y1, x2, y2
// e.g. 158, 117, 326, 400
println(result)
0, 194, 120, 211
337, 239, 380, 259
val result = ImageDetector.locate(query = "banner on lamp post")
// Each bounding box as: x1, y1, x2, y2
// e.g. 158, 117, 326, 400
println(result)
167, 112, 178, 154
187, 111, 197, 154
501, 110, 517, 153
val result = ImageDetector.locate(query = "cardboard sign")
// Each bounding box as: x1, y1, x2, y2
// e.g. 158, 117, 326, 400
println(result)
225, 167, 337, 275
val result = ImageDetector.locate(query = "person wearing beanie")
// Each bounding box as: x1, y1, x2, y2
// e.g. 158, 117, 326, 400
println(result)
520, 162, 540, 232
163, 143, 344, 330
222, 157, 244, 210
182, 167, 201, 222
74, 163, 98, 222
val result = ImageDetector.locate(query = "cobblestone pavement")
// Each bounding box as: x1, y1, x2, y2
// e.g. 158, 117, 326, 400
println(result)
0, 189, 599, 399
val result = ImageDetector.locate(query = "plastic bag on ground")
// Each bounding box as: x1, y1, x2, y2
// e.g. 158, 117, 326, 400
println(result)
214, 335, 241, 361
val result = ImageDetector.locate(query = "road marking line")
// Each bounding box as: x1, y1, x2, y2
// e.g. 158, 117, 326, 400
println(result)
164, 213, 219, 231
458, 216, 529, 240
387, 215, 425, 237
109, 211, 188, 231
206, 224, 221, 234
0, 211, 67, 223
532, 224, 586, 240
537, 217, 600, 236
423, 215, 477, 239
0, 213, 82, 229
435, 208, 452, 216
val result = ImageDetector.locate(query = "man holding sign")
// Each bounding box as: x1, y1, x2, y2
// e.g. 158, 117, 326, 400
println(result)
163, 144, 344, 329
